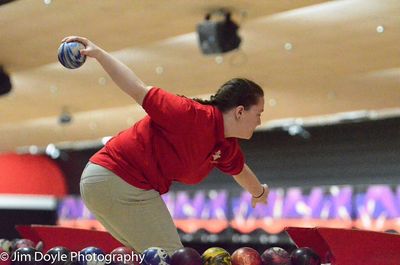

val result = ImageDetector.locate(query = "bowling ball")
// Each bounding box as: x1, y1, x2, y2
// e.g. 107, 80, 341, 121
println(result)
110, 246, 139, 265
35, 242, 44, 253
11, 247, 40, 265
0, 239, 12, 253
142, 247, 170, 265
261, 247, 290, 265
44, 246, 73, 265
290, 247, 320, 265
78, 246, 106, 265
10, 239, 20, 252
201, 247, 231, 265
0, 248, 11, 265
14, 239, 35, 250
58, 41, 86, 69
231, 247, 262, 265
170, 247, 202, 265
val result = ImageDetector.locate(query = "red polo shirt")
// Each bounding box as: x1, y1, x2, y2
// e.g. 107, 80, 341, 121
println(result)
90, 87, 244, 194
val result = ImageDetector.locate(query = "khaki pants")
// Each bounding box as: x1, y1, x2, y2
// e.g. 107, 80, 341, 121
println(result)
80, 162, 183, 254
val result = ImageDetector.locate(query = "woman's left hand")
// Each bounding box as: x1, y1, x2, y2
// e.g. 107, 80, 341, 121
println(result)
251, 184, 269, 208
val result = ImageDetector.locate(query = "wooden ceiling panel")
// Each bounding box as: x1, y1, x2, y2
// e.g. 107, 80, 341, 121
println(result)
0, 0, 399, 152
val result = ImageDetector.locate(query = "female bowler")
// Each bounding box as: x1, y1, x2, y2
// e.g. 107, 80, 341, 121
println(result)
62, 36, 269, 254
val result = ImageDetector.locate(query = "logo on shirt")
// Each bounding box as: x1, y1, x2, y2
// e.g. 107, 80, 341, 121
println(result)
211, 150, 221, 163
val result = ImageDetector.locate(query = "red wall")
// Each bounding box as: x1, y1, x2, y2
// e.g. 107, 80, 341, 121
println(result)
0, 153, 67, 196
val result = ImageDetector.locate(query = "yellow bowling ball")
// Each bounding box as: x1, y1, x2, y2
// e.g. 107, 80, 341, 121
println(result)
202, 247, 232, 265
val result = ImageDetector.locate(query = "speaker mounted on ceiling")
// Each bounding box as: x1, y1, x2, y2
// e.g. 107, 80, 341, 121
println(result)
196, 10, 241, 55
0, 66, 12, 96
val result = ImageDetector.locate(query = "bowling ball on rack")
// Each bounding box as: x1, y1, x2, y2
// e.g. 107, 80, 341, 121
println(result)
0, 239, 12, 253
44, 246, 73, 265
35, 241, 44, 253
10, 239, 20, 252
170, 247, 202, 265
290, 247, 320, 265
0, 247, 11, 265
142, 247, 171, 265
231, 247, 262, 265
110, 246, 140, 265
78, 246, 106, 265
13, 239, 35, 250
201, 247, 231, 265
11, 247, 40, 265
261, 247, 290, 265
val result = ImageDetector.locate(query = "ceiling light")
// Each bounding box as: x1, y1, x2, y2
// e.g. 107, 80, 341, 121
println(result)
215, 56, 224, 64
98, 77, 107, 86
268, 98, 277, 107
28, 145, 39, 155
155, 66, 164, 75
45, 143, 60, 159
284, 42, 293, 51
286, 124, 311, 139
376, 25, 384, 33
50, 85, 58, 94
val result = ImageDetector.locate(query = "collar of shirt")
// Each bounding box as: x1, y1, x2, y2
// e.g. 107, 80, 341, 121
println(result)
214, 106, 226, 142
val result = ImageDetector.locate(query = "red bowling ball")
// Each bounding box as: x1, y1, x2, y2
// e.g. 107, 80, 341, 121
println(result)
231, 247, 262, 265
170, 247, 202, 265
110, 246, 140, 265
0, 248, 11, 265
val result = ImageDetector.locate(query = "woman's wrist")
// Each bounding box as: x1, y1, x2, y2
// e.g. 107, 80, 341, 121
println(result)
94, 48, 106, 60
252, 185, 265, 198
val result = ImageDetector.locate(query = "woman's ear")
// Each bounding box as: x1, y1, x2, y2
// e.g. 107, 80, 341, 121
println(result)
235, 105, 245, 120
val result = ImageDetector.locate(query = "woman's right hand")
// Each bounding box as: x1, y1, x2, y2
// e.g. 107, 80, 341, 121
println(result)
61, 36, 103, 58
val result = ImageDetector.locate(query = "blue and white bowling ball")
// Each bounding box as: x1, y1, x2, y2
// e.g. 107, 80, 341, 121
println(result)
78, 246, 106, 265
142, 247, 171, 265
58, 41, 86, 69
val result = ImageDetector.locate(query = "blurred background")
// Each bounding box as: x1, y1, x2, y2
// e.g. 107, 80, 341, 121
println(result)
0, 0, 399, 254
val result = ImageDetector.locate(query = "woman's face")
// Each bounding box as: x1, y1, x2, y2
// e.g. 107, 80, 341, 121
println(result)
237, 97, 264, 139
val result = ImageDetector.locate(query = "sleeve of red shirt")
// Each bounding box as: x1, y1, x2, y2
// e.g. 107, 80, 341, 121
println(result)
216, 139, 245, 176
142, 87, 203, 131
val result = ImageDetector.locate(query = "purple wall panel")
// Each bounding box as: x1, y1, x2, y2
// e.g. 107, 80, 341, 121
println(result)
58, 185, 400, 224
